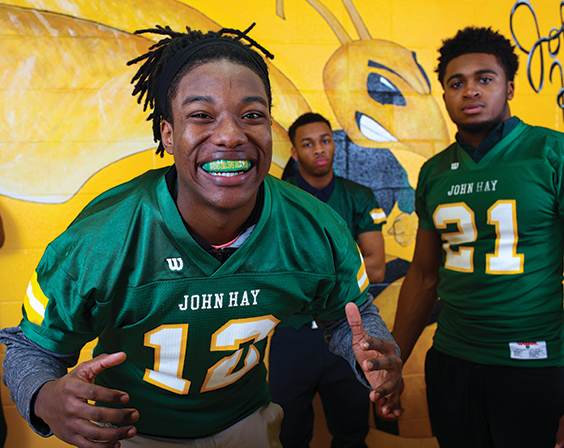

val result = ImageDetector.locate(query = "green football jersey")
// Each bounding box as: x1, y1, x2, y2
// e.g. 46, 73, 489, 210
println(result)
286, 175, 386, 239
417, 121, 564, 367
283, 175, 385, 329
21, 169, 369, 438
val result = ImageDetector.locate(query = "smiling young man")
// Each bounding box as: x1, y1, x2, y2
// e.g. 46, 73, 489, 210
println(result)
269, 113, 387, 447
0, 26, 402, 448
391, 27, 564, 447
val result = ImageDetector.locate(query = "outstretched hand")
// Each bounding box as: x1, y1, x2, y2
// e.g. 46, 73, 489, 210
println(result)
34, 352, 139, 448
345, 303, 403, 419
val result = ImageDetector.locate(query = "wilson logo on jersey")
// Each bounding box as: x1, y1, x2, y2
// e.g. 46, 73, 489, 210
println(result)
166, 258, 184, 271
451, 162, 459, 170
24, 272, 50, 326
356, 246, 370, 291
370, 207, 386, 224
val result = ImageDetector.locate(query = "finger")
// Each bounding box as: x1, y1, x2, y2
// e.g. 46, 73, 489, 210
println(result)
73, 419, 137, 443
88, 383, 132, 406
74, 352, 127, 383
345, 302, 365, 338
66, 435, 122, 448
361, 337, 397, 354
380, 392, 403, 418
63, 380, 131, 406
81, 403, 140, 425
368, 374, 401, 401
375, 399, 402, 421
66, 429, 134, 448
362, 355, 401, 373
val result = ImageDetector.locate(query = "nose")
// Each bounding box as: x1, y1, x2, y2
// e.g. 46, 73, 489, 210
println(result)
313, 142, 324, 155
210, 116, 247, 147
463, 82, 481, 98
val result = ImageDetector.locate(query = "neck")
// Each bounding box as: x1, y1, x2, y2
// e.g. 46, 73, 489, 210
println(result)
299, 169, 334, 190
176, 193, 257, 246
457, 129, 491, 148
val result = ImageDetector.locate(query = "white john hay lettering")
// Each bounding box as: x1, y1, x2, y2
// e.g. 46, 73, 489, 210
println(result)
447, 180, 498, 196
178, 290, 260, 311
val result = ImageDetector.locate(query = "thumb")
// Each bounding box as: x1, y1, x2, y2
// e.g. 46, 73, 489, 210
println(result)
345, 303, 365, 340
74, 352, 127, 383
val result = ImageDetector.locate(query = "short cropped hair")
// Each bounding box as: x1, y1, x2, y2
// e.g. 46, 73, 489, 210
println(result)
436, 27, 519, 86
288, 113, 332, 146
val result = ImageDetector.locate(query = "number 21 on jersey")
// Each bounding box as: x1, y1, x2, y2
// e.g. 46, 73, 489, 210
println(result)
433, 200, 524, 274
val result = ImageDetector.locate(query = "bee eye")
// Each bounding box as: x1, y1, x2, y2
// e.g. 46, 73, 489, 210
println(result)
367, 73, 406, 106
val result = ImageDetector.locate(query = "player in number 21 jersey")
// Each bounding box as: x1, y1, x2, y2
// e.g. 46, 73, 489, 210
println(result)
416, 121, 564, 367
392, 25, 564, 448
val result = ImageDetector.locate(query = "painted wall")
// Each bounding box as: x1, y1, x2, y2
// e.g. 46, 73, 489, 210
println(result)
0, 0, 562, 446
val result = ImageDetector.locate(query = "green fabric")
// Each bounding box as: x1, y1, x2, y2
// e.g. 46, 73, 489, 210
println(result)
456, 116, 520, 162
283, 175, 385, 330
416, 121, 564, 366
21, 169, 368, 438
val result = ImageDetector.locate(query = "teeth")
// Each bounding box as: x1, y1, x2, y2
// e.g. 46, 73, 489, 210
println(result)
208, 171, 245, 177
202, 160, 251, 173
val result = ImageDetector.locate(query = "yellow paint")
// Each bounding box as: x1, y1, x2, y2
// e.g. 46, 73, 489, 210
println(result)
1, 1, 563, 446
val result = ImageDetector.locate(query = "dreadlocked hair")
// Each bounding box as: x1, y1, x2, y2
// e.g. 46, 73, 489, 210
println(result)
127, 24, 274, 157
436, 26, 519, 86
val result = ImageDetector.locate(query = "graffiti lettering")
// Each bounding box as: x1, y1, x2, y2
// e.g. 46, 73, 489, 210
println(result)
510, 0, 564, 119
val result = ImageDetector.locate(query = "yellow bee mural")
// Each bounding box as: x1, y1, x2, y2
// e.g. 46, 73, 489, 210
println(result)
289, 0, 449, 255
0, 1, 309, 203
0, 0, 442, 445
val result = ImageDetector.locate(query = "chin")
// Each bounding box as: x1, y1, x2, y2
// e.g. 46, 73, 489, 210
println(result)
457, 119, 499, 134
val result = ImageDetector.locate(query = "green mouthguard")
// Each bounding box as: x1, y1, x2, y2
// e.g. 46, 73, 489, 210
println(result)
202, 160, 251, 172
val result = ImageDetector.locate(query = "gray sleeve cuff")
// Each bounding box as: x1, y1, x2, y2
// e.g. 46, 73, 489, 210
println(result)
0, 326, 80, 437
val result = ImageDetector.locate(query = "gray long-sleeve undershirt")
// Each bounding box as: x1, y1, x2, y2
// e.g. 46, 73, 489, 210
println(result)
0, 300, 397, 437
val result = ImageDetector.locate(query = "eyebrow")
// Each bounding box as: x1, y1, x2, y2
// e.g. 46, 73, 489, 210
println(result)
181, 96, 213, 107
300, 133, 331, 143
181, 95, 268, 108
446, 68, 499, 85
243, 96, 269, 107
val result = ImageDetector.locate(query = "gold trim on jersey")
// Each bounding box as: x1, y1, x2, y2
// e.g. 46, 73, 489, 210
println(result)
24, 272, 49, 326
356, 246, 370, 291
370, 207, 386, 224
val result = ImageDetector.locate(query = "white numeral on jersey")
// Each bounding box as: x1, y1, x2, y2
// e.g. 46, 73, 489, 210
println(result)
433, 200, 523, 274
202, 316, 279, 392
143, 324, 190, 394
433, 203, 476, 272
143, 316, 279, 395
486, 200, 524, 274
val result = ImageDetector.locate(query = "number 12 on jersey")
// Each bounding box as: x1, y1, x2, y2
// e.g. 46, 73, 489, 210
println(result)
433, 200, 524, 274
143, 316, 279, 395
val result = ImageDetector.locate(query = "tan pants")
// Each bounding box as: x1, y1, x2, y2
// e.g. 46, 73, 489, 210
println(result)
120, 403, 283, 448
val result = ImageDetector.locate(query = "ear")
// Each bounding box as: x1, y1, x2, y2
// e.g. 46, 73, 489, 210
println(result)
160, 120, 174, 155
507, 80, 515, 101
291, 146, 298, 161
